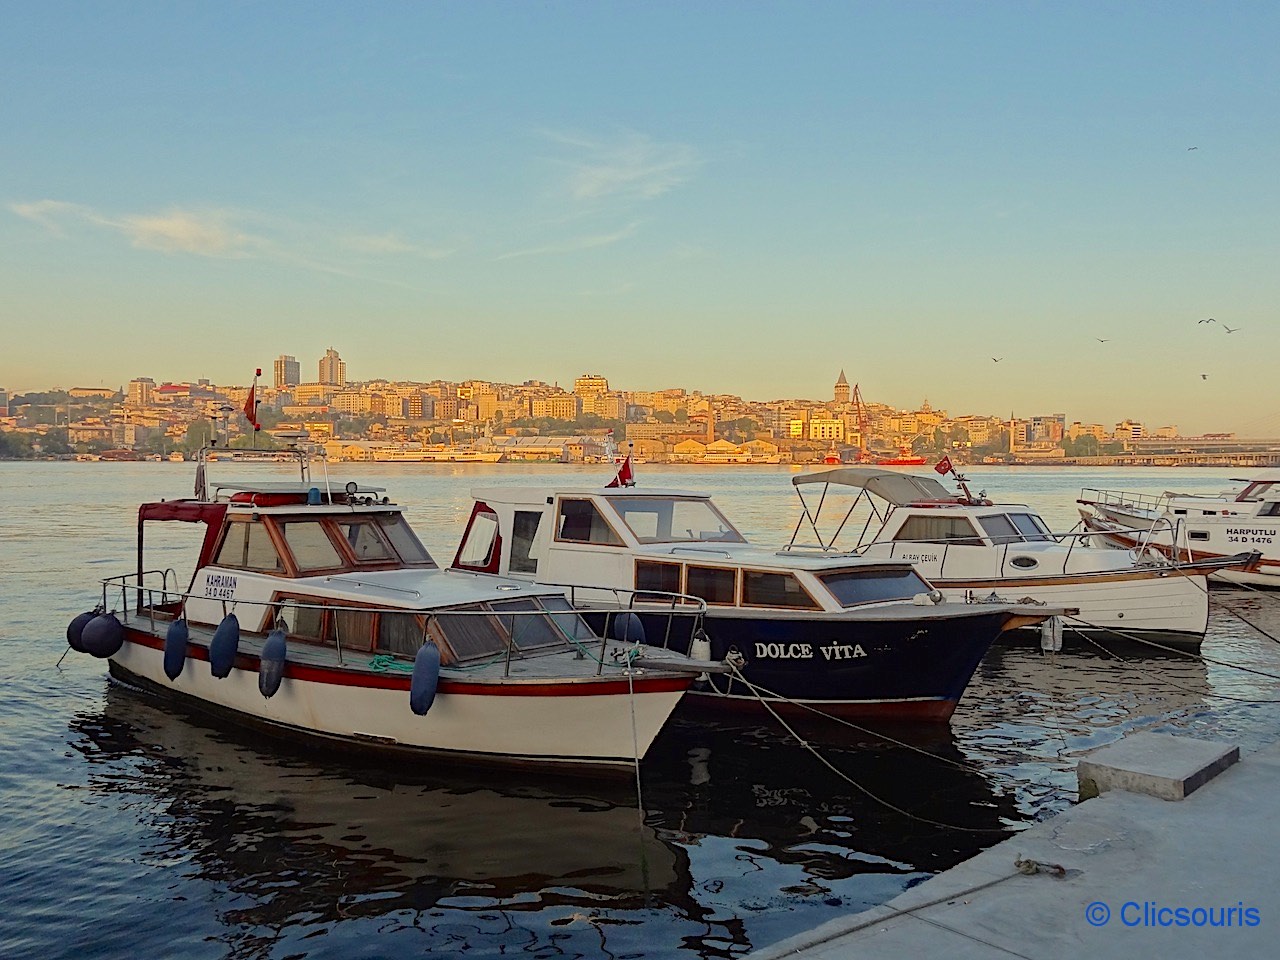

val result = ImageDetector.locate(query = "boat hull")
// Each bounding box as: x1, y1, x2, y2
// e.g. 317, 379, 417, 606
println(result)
1080, 505, 1280, 589
110, 625, 688, 772
597, 607, 1017, 721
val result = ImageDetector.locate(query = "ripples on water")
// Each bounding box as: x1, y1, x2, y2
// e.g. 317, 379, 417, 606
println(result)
3, 462, 1280, 959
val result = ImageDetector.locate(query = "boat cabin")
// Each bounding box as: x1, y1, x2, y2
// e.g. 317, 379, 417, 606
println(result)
788, 466, 1103, 581
453, 486, 936, 612
129, 477, 606, 671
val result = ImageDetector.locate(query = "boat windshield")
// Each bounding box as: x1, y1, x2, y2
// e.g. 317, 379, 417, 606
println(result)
818, 568, 932, 607
609, 496, 746, 544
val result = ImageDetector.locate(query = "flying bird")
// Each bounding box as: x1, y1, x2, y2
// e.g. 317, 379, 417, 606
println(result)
1198, 317, 1216, 324
1096, 338, 1111, 343
991, 357, 1003, 363
1201, 373, 1208, 380
1223, 325, 1242, 334
1188, 146, 1199, 151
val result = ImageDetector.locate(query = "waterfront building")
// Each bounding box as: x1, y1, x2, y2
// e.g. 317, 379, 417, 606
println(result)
530, 394, 581, 420
808, 418, 845, 442
273, 355, 300, 389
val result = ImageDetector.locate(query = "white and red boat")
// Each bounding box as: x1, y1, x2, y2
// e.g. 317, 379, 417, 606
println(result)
1078, 471, 1280, 588
66, 448, 725, 773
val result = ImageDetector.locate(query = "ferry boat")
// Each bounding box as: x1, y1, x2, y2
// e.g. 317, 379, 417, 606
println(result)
449, 478, 1070, 721
1077, 471, 1280, 588
65, 449, 726, 773
788, 466, 1260, 651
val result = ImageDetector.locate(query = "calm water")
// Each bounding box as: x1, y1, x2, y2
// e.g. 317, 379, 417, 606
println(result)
4, 462, 1280, 959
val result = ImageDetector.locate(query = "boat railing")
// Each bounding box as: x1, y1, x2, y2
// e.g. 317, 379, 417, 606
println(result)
98, 578, 706, 677
1079, 487, 1169, 514
544, 581, 709, 658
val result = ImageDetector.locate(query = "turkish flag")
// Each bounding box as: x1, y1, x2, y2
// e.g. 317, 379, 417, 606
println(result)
243, 385, 258, 427
606, 455, 635, 488
934, 455, 953, 475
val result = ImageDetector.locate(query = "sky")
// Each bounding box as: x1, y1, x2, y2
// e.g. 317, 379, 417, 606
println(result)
2, 2, 1277, 435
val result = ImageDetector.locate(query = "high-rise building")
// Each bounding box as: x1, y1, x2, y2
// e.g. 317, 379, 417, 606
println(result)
274, 355, 300, 389
319, 348, 346, 386
127, 377, 155, 408
833, 370, 850, 406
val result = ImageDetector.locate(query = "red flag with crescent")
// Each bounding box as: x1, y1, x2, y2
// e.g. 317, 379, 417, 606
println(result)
934, 455, 953, 475
606, 455, 635, 488
243, 384, 258, 429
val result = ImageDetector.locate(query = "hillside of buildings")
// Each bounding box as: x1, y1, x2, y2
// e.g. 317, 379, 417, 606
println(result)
1, 354, 1273, 466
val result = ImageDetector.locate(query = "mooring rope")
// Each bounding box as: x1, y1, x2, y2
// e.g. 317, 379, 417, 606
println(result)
728, 664, 1023, 834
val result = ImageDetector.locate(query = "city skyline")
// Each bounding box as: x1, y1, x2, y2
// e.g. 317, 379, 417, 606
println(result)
3, 4, 1277, 435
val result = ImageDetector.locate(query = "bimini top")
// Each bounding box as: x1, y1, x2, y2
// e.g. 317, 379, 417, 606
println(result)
791, 467, 955, 506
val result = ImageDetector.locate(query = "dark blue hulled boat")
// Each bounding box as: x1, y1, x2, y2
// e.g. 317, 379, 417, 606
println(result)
449, 481, 1067, 721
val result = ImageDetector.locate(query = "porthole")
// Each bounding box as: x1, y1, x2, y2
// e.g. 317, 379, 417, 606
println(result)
1010, 556, 1038, 569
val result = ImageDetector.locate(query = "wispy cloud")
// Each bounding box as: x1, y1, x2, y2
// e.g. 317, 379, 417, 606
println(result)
542, 130, 701, 203
340, 232, 456, 260
12, 200, 256, 257
10, 199, 450, 287
495, 221, 642, 261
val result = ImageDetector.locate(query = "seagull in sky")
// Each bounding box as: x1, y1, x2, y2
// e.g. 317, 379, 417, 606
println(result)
1096, 338, 1111, 343
1201, 373, 1209, 380
1188, 146, 1199, 151
991, 357, 1003, 363
1198, 317, 1216, 324
1223, 325, 1242, 334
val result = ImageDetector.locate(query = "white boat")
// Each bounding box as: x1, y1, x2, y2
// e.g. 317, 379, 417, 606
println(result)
372, 446, 504, 463
450, 480, 1068, 722
1078, 471, 1280, 588
786, 466, 1258, 651
65, 448, 725, 774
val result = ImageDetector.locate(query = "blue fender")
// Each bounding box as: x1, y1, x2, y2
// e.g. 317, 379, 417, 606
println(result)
607, 611, 646, 645
258, 628, 288, 698
163, 619, 189, 680
410, 642, 441, 716
80, 613, 125, 658
66, 611, 97, 653
209, 614, 240, 679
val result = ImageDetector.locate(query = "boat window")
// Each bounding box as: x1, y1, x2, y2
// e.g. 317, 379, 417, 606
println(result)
338, 519, 396, 562
214, 521, 284, 572
457, 512, 499, 567
978, 515, 1022, 545
636, 560, 682, 599
280, 521, 345, 572
1008, 513, 1052, 541
819, 567, 931, 607
686, 565, 737, 605
376, 612, 424, 658
490, 598, 568, 652
275, 599, 325, 641
509, 511, 543, 574
610, 497, 745, 544
433, 606, 508, 663
894, 515, 983, 546
556, 498, 624, 546
742, 571, 821, 609
1261, 502, 1280, 518
1238, 482, 1277, 502
376, 514, 436, 566
327, 608, 375, 651
1188, 530, 1210, 541
537, 595, 599, 644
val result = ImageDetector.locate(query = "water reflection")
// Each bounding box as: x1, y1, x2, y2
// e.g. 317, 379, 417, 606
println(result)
67, 684, 1020, 957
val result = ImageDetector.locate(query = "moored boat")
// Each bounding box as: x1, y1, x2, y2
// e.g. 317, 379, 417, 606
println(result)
1078, 471, 1280, 588
449, 467, 1069, 721
788, 466, 1260, 651
65, 448, 726, 774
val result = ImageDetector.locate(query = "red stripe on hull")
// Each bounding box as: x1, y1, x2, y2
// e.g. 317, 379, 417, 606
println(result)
121, 628, 689, 697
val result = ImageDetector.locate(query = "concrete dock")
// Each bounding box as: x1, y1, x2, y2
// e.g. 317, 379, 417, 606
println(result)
751, 735, 1280, 959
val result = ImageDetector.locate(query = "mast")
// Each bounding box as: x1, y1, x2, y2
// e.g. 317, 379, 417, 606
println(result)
852, 383, 870, 461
